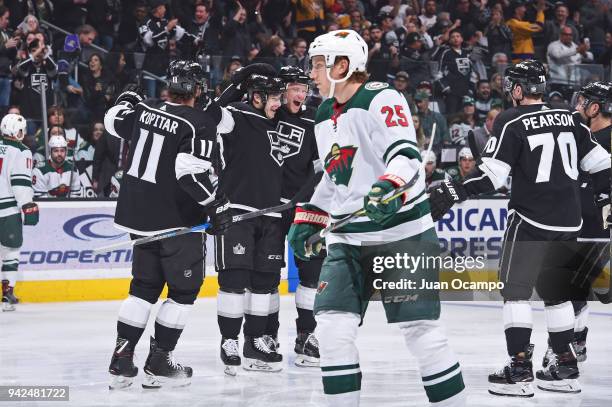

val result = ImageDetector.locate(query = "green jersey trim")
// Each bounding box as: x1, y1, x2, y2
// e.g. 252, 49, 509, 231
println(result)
11, 179, 32, 187
1, 137, 29, 152
0, 200, 18, 210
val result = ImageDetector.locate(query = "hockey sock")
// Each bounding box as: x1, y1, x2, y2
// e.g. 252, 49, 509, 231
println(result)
217, 289, 244, 339
1, 247, 19, 286
154, 299, 192, 351
244, 289, 271, 337
295, 283, 317, 333
264, 290, 280, 337
117, 295, 154, 346
316, 311, 361, 406
572, 301, 589, 336
545, 302, 574, 354
399, 320, 465, 405
503, 301, 533, 355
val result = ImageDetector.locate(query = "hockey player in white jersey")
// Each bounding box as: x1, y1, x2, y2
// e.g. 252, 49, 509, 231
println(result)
32, 135, 81, 198
288, 30, 466, 406
0, 114, 39, 311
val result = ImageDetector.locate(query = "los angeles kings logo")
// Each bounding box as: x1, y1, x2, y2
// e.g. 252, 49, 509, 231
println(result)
267, 121, 305, 166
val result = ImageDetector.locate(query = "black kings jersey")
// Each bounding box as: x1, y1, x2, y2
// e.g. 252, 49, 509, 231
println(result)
579, 125, 611, 239
276, 105, 318, 201
465, 104, 610, 232
104, 99, 221, 235
220, 103, 287, 214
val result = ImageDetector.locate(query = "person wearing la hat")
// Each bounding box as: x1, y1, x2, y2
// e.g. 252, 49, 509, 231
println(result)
415, 90, 450, 152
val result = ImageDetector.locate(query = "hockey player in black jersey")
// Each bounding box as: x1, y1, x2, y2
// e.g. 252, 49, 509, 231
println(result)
104, 60, 233, 389
267, 66, 322, 367
428, 60, 611, 397
541, 81, 612, 368
215, 70, 289, 374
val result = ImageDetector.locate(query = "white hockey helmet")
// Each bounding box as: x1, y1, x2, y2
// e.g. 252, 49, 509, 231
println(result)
458, 147, 474, 162
48, 135, 68, 150
308, 30, 368, 96
421, 149, 437, 165
1, 113, 27, 141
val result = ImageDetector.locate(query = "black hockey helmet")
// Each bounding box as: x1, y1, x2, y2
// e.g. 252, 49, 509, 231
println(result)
279, 66, 310, 86
576, 81, 612, 115
504, 60, 547, 97
246, 74, 285, 104
167, 59, 205, 96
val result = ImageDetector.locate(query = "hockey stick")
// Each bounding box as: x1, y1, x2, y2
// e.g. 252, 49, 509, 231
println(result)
305, 123, 436, 247
93, 162, 324, 254
467, 129, 481, 161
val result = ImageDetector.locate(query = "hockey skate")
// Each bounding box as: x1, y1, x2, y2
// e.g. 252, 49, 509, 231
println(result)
573, 328, 587, 362
2, 280, 18, 312
220, 337, 241, 376
142, 337, 192, 388
536, 351, 580, 394
294, 332, 320, 367
542, 338, 555, 368
488, 344, 534, 397
108, 337, 138, 390
243, 335, 282, 372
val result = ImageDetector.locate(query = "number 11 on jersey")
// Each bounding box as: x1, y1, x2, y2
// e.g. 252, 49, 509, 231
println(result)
127, 128, 165, 184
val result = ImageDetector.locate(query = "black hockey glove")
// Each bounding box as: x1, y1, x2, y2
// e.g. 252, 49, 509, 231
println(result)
595, 193, 611, 229
206, 194, 233, 235
428, 179, 468, 221
115, 84, 144, 108
231, 63, 277, 87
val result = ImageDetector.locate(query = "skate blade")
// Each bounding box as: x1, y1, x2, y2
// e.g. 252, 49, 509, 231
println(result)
488, 382, 534, 397
2, 304, 16, 312
109, 374, 135, 390
142, 373, 191, 389
537, 378, 581, 394
294, 354, 320, 368
242, 358, 282, 372
224, 365, 238, 376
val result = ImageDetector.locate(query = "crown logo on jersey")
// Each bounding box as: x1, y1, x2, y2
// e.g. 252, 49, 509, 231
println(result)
324, 144, 357, 186
233, 243, 246, 255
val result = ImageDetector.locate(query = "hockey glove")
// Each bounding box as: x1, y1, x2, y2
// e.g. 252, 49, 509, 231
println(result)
22, 202, 39, 226
115, 84, 144, 108
364, 175, 407, 225
288, 204, 329, 261
595, 193, 611, 229
206, 194, 233, 235
231, 63, 277, 87
428, 179, 468, 221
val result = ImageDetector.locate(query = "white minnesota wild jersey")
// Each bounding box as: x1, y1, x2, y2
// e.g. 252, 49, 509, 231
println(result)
310, 82, 432, 245
32, 161, 81, 198
0, 137, 34, 218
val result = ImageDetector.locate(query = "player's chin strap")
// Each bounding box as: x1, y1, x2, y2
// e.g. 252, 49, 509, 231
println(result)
93, 162, 324, 254
325, 64, 353, 100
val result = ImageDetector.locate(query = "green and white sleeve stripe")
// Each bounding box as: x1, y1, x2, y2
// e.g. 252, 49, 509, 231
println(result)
11, 173, 32, 187
383, 140, 422, 165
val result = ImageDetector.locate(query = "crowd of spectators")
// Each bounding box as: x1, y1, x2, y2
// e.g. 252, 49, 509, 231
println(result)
0, 0, 611, 197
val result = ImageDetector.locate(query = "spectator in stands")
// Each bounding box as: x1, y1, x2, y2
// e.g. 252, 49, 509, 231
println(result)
255, 35, 287, 70
182, 2, 221, 59
580, 0, 609, 59
400, 32, 430, 87
140, 0, 192, 98
367, 23, 399, 82
446, 147, 475, 183
215, 56, 242, 96
412, 113, 426, 149
490, 52, 509, 76
439, 29, 473, 114
75, 121, 104, 161
14, 35, 57, 134
471, 107, 501, 155
105, 51, 135, 95
77, 24, 98, 63
506, 0, 544, 62
117, 2, 149, 50
489, 72, 504, 99
415, 90, 449, 153
0, 6, 19, 111
448, 96, 476, 146
419, 0, 438, 31
393, 71, 412, 105
86, 0, 118, 50
47, 105, 81, 158
474, 79, 500, 126
379, 0, 413, 30
547, 26, 593, 91
484, 7, 512, 60
79, 53, 114, 122
543, 3, 579, 49
597, 30, 612, 70
287, 37, 308, 72
292, 0, 332, 43
222, 2, 252, 58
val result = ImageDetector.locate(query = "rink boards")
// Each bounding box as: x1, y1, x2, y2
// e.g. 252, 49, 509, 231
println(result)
14, 200, 609, 302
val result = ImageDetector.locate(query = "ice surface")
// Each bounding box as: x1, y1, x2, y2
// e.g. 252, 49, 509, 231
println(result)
1, 298, 611, 407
